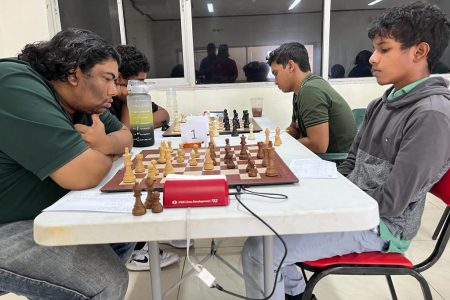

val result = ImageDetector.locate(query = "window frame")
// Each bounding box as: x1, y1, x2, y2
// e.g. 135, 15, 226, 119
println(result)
48, 0, 450, 89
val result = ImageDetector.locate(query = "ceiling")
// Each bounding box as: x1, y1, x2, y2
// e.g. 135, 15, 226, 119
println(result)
129, 0, 432, 20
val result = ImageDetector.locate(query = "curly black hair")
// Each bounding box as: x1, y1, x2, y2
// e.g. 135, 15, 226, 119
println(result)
368, 1, 450, 71
116, 45, 150, 79
266, 42, 311, 72
18, 28, 120, 81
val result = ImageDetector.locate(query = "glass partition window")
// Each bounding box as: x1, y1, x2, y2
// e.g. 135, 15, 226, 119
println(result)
329, 0, 450, 79
55, 0, 449, 85
191, 0, 323, 84
122, 0, 184, 79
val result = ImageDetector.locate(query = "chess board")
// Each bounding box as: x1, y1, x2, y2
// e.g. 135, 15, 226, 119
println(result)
162, 118, 263, 137
101, 144, 298, 192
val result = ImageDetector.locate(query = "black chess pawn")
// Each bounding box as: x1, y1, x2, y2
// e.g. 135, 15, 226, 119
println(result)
231, 122, 239, 136
243, 111, 250, 128
161, 120, 169, 131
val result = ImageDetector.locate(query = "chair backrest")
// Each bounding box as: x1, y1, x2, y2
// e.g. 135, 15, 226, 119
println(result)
430, 169, 450, 205
352, 108, 366, 130
415, 168, 450, 272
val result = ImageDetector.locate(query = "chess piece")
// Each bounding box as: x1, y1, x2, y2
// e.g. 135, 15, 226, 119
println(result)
209, 128, 216, 147
203, 149, 214, 170
248, 123, 255, 140
264, 128, 270, 144
144, 177, 155, 209
151, 159, 159, 176
226, 151, 236, 169
132, 182, 146, 216
213, 117, 220, 136
231, 121, 239, 137
163, 149, 175, 176
265, 147, 279, 177
209, 141, 216, 159
172, 113, 181, 132
134, 153, 146, 173
243, 110, 250, 128
177, 144, 185, 163
160, 140, 167, 150
151, 191, 163, 213
167, 140, 173, 153
262, 143, 269, 167
256, 141, 264, 159
188, 150, 198, 166
274, 127, 282, 146
157, 146, 166, 164
180, 113, 187, 123
192, 144, 200, 158
123, 153, 136, 184
239, 135, 248, 160
247, 157, 258, 177
147, 161, 157, 181
161, 120, 169, 131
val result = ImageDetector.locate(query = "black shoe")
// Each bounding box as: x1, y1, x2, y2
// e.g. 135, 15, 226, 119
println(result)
285, 292, 317, 300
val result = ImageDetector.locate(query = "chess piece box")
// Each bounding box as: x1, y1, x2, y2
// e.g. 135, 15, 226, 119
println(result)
163, 174, 229, 208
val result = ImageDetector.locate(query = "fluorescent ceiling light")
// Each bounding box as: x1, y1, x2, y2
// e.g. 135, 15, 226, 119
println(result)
368, 0, 383, 6
207, 3, 214, 13
288, 0, 302, 10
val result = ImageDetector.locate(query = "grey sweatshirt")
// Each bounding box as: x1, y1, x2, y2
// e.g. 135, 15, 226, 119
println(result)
338, 77, 450, 240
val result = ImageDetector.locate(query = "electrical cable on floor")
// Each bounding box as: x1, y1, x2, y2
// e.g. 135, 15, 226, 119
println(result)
212, 185, 288, 300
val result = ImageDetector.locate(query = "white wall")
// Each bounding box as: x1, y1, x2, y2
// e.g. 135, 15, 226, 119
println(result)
0, 0, 50, 58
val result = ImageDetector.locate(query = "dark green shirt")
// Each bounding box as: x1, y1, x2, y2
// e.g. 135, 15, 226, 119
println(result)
292, 74, 357, 153
0, 59, 122, 223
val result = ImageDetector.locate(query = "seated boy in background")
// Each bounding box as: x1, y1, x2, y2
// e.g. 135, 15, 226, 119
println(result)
267, 42, 357, 154
242, 2, 450, 299
111, 45, 169, 128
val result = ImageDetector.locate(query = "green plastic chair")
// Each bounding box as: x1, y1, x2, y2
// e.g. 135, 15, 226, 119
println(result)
352, 108, 366, 130
318, 108, 367, 162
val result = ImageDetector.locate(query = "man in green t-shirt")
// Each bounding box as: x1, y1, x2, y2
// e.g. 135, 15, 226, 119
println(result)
0, 28, 133, 299
267, 42, 356, 153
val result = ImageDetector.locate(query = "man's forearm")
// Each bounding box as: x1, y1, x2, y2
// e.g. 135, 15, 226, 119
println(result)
106, 127, 133, 155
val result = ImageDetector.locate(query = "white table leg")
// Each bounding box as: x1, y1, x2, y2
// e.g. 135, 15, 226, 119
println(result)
263, 235, 274, 298
148, 241, 162, 300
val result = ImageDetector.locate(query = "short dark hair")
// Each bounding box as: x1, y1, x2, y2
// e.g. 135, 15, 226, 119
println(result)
267, 42, 311, 72
368, 1, 450, 71
116, 45, 150, 79
18, 28, 120, 81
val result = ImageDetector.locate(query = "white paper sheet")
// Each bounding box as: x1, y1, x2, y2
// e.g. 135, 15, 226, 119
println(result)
289, 159, 337, 179
43, 190, 134, 213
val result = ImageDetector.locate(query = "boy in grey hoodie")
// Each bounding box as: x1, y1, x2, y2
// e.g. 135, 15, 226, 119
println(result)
242, 2, 450, 299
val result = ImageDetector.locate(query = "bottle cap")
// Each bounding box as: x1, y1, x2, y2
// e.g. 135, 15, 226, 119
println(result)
127, 80, 150, 94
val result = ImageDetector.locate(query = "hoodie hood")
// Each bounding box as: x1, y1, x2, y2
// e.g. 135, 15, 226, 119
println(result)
384, 77, 450, 109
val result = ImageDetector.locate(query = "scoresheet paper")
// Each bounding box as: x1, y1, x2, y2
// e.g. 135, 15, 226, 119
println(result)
43, 190, 134, 213
289, 159, 337, 179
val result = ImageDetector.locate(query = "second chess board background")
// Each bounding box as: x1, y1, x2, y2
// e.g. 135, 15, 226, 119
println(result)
162, 118, 263, 137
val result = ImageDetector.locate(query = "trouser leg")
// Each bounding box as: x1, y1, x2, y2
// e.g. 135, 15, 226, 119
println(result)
242, 230, 386, 299
0, 220, 130, 300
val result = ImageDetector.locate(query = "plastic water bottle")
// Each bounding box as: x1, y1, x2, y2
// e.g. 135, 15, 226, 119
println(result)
127, 80, 154, 147
166, 88, 178, 123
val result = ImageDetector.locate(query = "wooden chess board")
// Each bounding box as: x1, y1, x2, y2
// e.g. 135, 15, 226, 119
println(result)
162, 118, 263, 137
101, 144, 298, 192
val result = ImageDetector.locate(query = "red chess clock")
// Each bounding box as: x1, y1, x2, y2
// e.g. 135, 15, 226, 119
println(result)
163, 174, 229, 208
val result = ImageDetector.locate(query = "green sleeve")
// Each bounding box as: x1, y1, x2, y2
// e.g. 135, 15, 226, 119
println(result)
298, 86, 329, 128
99, 110, 124, 133
0, 62, 87, 180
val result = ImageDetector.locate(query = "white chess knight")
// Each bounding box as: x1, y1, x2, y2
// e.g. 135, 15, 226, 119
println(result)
248, 123, 255, 140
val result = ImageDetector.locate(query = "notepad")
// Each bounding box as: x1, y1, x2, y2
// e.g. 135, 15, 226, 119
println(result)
289, 159, 337, 179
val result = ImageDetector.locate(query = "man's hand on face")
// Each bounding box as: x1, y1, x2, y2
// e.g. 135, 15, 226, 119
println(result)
74, 114, 112, 155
